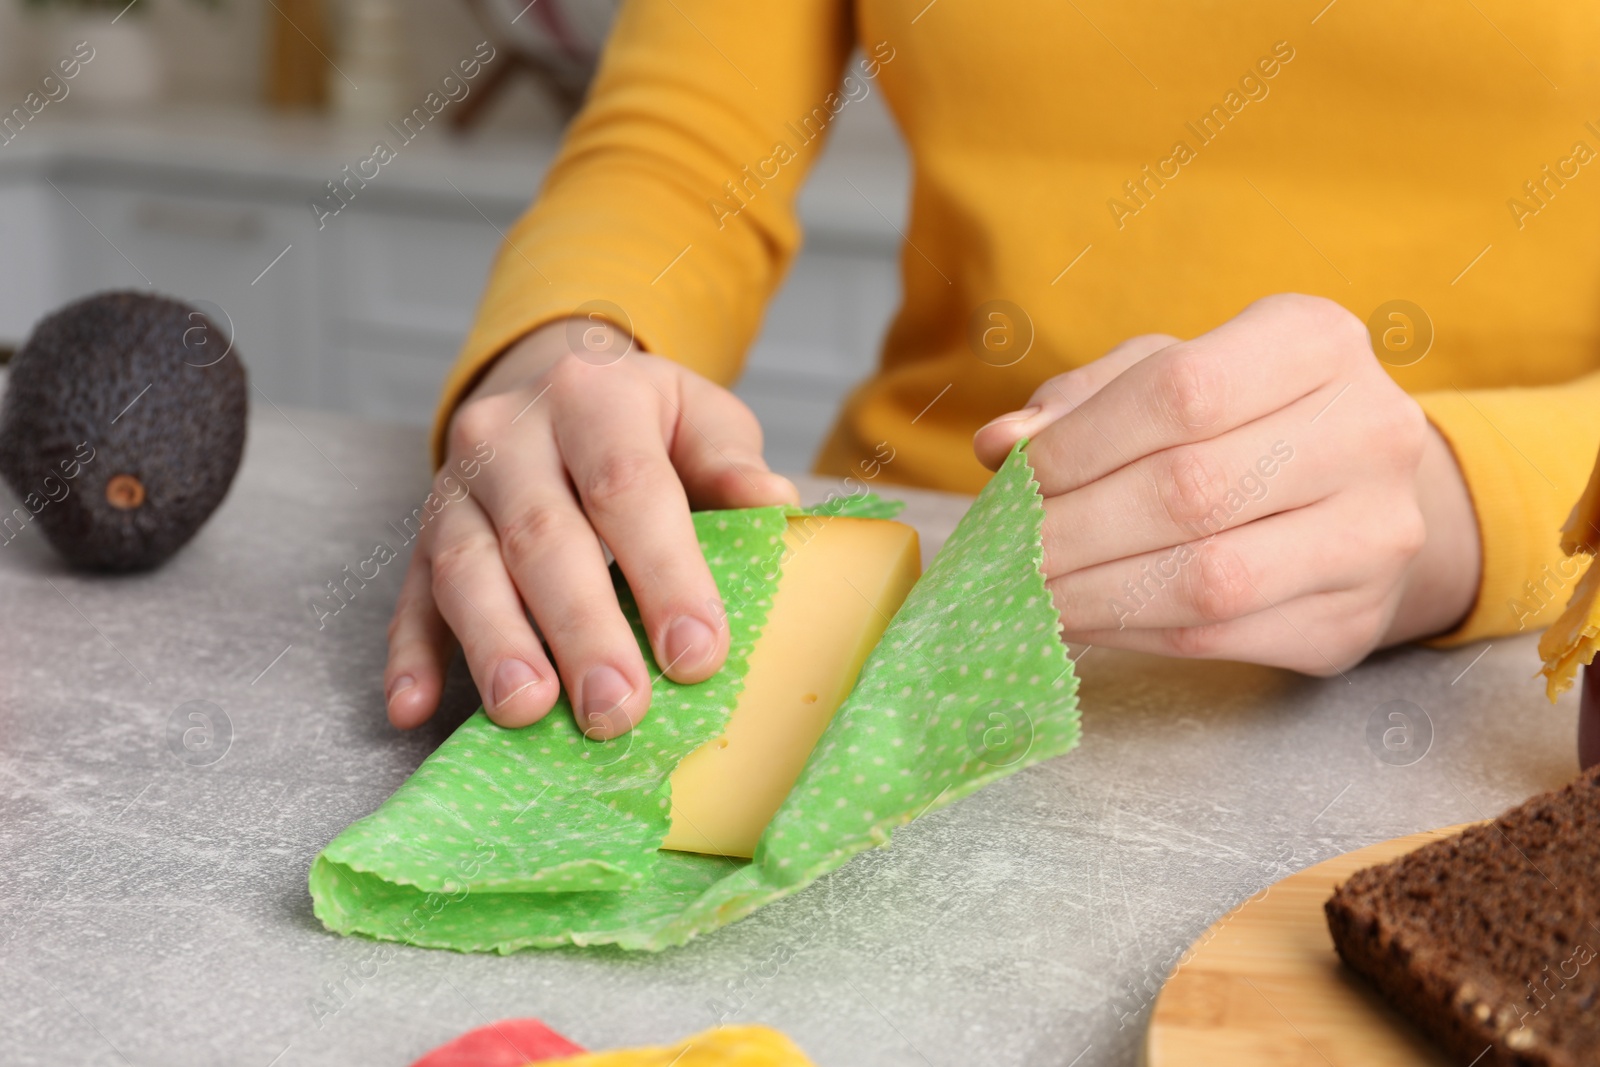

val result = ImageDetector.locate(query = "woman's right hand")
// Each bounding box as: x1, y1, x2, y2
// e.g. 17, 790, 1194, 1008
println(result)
382, 318, 798, 739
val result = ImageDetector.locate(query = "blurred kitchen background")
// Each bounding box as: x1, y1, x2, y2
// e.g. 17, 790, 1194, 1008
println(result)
0, 0, 909, 471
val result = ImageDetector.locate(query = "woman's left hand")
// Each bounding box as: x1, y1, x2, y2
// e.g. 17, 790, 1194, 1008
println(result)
972, 293, 1481, 675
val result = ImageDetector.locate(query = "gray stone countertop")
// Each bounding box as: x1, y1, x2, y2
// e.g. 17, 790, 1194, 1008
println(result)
0, 406, 1577, 1066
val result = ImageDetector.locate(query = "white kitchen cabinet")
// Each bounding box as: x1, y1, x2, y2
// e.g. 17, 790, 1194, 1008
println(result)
40, 177, 327, 408
325, 201, 511, 422
0, 180, 60, 349
332, 206, 512, 342
0, 106, 907, 473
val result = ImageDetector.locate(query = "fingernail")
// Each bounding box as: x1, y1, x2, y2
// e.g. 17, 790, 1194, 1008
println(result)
386, 674, 415, 707
581, 664, 635, 735
980, 405, 1041, 433
664, 614, 717, 674
492, 659, 542, 709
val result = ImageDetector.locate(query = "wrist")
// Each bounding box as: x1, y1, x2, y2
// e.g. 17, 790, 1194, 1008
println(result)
1384, 420, 1482, 645
468, 316, 637, 402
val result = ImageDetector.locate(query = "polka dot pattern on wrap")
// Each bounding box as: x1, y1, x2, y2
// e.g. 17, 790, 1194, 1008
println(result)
310, 449, 1079, 952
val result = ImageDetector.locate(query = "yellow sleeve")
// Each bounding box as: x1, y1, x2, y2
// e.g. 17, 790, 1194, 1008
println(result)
432, 0, 855, 465
1414, 373, 1600, 646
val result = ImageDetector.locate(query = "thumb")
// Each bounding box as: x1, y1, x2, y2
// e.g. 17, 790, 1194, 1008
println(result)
973, 332, 1181, 470
670, 373, 800, 509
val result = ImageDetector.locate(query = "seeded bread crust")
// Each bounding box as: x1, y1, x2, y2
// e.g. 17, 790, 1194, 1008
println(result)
1325, 766, 1600, 1067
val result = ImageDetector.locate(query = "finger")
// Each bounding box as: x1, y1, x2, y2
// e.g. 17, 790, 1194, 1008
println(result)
385, 542, 456, 729
1047, 496, 1384, 632
1060, 587, 1384, 677
471, 446, 654, 739
1039, 398, 1323, 577
427, 493, 563, 729
552, 363, 730, 688
451, 386, 654, 736
673, 372, 800, 509
1025, 295, 1357, 496
974, 333, 1180, 469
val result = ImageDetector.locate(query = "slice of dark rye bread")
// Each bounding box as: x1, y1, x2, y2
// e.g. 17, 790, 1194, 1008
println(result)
1325, 765, 1600, 1067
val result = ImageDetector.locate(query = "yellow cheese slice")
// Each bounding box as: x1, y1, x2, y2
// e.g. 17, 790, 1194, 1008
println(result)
660, 514, 921, 859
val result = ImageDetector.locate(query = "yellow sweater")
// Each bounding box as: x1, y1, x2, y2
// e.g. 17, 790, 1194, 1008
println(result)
438, 0, 1600, 646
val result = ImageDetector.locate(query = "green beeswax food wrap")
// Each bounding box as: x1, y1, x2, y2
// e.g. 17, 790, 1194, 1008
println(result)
309, 443, 1080, 952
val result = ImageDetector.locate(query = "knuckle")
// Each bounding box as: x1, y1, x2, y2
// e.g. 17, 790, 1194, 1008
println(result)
1188, 543, 1256, 623
1103, 333, 1180, 366
1390, 504, 1428, 560
549, 350, 630, 393
1315, 296, 1368, 352
545, 352, 588, 390
1322, 300, 1371, 351
1257, 293, 1368, 352
498, 503, 570, 566
537, 357, 593, 407
1156, 445, 1230, 529
1249, 292, 1304, 315
581, 451, 661, 512
1156, 347, 1226, 433
428, 537, 485, 594
1384, 398, 1428, 462
448, 397, 500, 458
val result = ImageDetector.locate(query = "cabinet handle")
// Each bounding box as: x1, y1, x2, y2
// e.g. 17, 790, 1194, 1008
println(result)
132, 200, 263, 242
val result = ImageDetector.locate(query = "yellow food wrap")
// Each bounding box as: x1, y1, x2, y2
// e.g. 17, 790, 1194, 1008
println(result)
544, 1025, 814, 1067
1540, 445, 1600, 698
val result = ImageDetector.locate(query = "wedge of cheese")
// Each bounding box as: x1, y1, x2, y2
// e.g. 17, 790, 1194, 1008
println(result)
660, 514, 921, 858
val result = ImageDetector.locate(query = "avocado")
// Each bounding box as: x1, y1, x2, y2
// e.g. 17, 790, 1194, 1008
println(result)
0, 291, 248, 571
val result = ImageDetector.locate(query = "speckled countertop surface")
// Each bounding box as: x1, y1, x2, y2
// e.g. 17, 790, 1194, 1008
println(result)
0, 407, 1578, 1066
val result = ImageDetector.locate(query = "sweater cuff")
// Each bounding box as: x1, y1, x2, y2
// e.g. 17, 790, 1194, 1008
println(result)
429, 178, 772, 469
1414, 388, 1590, 646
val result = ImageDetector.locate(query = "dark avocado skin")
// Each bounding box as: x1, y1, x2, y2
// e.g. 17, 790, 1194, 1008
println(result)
0, 291, 249, 571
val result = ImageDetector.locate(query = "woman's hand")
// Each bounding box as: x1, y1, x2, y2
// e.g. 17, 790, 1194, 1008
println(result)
384, 319, 797, 736
973, 293, 1481, 675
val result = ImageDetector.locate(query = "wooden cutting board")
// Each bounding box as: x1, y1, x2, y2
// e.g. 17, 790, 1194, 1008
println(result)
1145, 824, 1477, 1066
